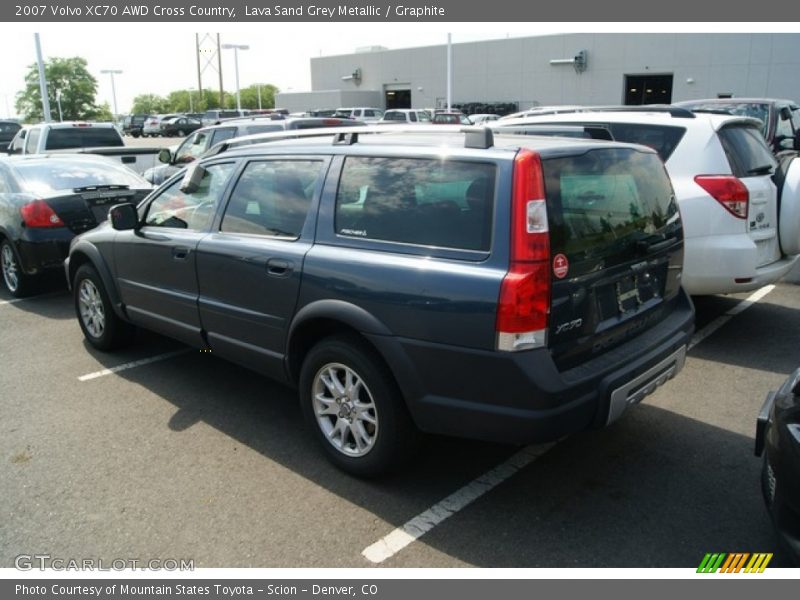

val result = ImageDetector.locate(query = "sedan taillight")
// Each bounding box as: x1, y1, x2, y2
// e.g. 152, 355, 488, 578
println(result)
20, 200, 65, 228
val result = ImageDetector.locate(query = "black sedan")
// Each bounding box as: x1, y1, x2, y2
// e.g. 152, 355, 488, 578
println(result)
756, 368, 800, 565
160, 117, 203, 137
0, 155, 151, 297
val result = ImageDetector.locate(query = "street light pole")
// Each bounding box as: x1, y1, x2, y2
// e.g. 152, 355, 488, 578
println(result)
34, 33, 52, 122
188, 87, 194, 113
257, 83, 262, 110
55, 89, 63, 121
221, 43, 249, 113
100, 69, 122, 119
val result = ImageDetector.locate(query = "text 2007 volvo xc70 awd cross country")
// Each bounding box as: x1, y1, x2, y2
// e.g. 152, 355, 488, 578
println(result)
65, 127, 694, 476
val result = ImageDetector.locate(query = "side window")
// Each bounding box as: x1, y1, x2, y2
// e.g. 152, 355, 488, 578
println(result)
606, 123, 686, 162
25, 128, 41, 154
221, 160, 323, 239
776, 107, 795, 140
334, 157, 496, 251
10, 130, 26, 153
409, 112, 417, 122
144, 163, 235, 230
210, 127, 237, 146
174, 131, 208, 163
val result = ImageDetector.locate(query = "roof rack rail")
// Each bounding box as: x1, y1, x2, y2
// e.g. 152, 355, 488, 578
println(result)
582, 105, 696, 119
461, 126, 494, 149
332, 132, 359, 145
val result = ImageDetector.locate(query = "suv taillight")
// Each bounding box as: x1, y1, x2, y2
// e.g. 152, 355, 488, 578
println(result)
694, 175, 749, 219
496, 150, 551, 352
20, 200, 64, 228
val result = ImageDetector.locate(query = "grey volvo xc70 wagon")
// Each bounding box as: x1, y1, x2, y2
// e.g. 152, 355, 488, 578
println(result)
66, 126, 694, 476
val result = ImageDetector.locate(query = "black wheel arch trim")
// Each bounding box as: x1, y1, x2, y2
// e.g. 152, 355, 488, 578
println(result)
285, 300, 425, 412
68, 242, 127, 321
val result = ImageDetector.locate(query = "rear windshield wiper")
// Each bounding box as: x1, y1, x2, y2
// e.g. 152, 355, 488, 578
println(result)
748, 164, 774, 176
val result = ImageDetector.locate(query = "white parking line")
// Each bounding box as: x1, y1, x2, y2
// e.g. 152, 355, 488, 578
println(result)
362, 442, 555, 564
361, 284, 778, 564
78, 349, 191, 382
0, 291, 67, 306
688, 285, 776, 350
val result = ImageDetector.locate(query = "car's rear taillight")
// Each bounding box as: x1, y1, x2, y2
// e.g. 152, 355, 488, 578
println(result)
20, 200, 64, 228
496, 149, 551, 352
694, 175, 749, 219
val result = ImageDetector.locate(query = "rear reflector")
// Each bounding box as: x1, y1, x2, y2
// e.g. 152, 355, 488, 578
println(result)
20, 200, 64, 228
694, 175, 749, 219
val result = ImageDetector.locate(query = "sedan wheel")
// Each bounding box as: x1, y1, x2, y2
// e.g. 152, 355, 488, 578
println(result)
1, 241, 33, 297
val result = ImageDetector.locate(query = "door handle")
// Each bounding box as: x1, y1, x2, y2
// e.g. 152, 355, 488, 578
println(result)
266, 258, 293, 276
172, 246, 191, 260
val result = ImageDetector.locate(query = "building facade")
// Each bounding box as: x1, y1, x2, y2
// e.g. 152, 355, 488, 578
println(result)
276, 32, 800, 114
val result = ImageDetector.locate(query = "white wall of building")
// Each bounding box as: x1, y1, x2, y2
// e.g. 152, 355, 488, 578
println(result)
279, 33, 800, 112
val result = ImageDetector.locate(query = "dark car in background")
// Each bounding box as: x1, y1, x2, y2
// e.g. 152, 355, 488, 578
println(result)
756, 368, 800, 565
122, 114, 148, 138
66, 127, 693, 475
675, 98, 800, 155
1, 121, 22, 146
160, 116, 203, 137
144, 116, 363, 185
0, 154, 151, 297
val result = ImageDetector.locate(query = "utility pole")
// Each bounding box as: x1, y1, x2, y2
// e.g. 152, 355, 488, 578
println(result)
100, 69, 122, 119
34, 33, 52, 122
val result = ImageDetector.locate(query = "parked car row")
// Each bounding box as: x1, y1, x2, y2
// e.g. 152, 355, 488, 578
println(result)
3, 98, 798, 562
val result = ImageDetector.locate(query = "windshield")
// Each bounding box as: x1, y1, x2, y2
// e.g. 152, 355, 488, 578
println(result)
14, 159, 149, 194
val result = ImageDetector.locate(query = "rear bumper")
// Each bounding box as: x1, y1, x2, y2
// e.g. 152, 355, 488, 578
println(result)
369, 290, 694, 445
683, 235, 799, 295
16, 228, 75, 276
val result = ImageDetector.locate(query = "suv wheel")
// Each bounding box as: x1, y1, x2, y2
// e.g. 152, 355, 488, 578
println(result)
74, 264, 135, 351
299, 335, 419, 477
1, 240, 34, 297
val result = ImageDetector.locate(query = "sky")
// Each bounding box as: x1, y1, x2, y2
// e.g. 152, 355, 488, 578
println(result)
2, 22, 799, 118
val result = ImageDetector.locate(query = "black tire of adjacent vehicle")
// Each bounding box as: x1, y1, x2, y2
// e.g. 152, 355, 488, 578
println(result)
177, 130, 185, 137
0, 240, 36, 298
299, 335, 419, 477
73, 263, 135, 351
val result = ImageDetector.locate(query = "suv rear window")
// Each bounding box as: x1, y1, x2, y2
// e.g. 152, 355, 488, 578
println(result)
543, 148, 679, 275
717, 124, 777, 178
335, 157, 495, 251
604, 123, 685, 162
45, 128, 124, 150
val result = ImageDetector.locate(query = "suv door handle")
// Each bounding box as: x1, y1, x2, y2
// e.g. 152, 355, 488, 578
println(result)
172, 246, 191, 260
266, 258, 293, 276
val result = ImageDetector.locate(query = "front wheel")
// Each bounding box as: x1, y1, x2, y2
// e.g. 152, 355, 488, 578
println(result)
299, 335, 419, 477
74, 264, 135, 351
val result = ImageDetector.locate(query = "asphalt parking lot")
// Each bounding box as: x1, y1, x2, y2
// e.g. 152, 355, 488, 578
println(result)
1, 276, 799, 568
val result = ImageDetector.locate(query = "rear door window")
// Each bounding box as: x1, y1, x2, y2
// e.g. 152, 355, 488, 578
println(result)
335, 157, 496, 251
25, 128, 40, 153
221, 160, 323, 239
718, 125, 777, 178
210, 127, 237, 146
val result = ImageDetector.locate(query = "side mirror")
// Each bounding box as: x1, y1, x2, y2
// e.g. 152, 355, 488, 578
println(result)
109, 203, 138, 231
158, 148, 173, 164
180, 162, 206, 193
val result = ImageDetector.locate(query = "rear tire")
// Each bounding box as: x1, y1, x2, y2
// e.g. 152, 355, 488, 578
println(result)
1, 240, 36, 298
74, 264, 135, 351
299, 335, 419, 477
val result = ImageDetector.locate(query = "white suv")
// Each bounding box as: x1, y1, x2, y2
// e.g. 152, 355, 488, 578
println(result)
496, 108, 800, 295
378, 109, 431, 124
333, 107, 384, 123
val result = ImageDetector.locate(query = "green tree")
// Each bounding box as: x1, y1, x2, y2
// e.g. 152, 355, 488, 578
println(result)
239, 84, 278, 110
130, 93, 170, 115
15, 56, 103, 122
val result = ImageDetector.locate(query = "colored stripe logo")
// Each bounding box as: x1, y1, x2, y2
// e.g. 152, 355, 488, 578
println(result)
697, 553, 773, 573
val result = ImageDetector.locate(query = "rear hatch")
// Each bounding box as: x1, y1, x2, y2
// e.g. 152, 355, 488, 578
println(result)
541, 147, 684, 370
716, 123, 781, 266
